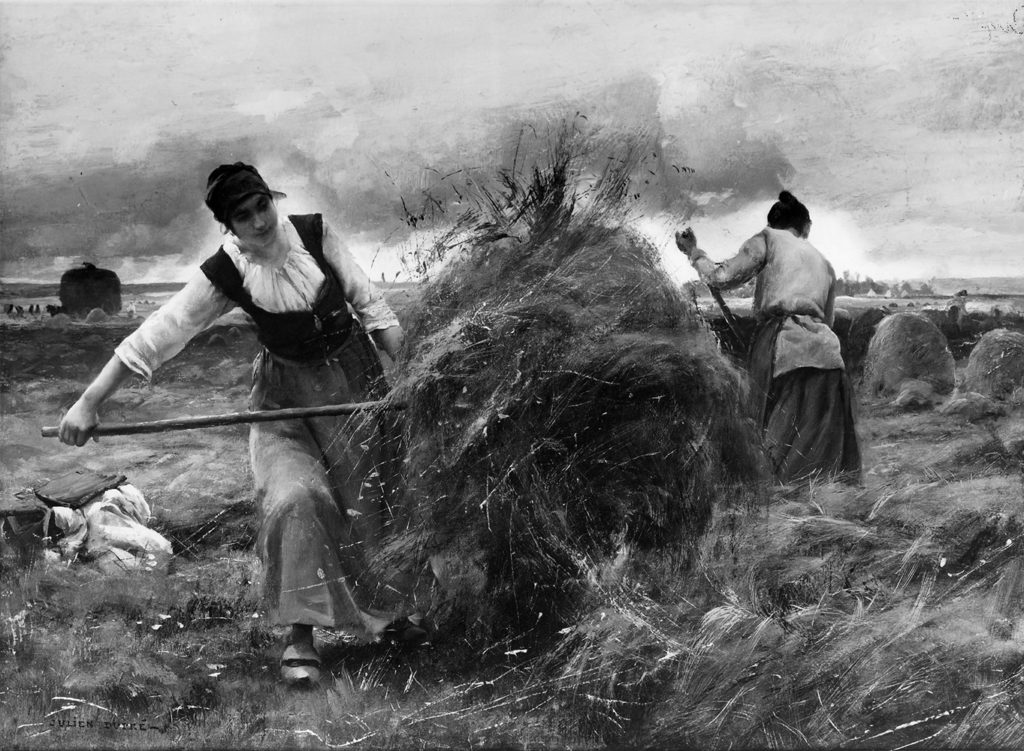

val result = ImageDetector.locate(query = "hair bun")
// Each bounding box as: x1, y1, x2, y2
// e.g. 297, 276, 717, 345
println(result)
766, 191, 810, 231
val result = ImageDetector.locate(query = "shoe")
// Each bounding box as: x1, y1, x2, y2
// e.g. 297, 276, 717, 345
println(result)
280, 643, 322, 687
381, 614, 431, 647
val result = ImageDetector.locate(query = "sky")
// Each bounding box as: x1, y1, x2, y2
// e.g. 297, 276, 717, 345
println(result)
1, 0, 1022, 285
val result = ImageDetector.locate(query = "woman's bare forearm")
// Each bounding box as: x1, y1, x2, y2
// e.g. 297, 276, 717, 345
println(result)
80, 355, 135, 407
59, 355, 135, 446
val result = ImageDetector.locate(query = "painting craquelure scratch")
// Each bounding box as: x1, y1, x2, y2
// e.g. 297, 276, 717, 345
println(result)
2, 1, 1024, 748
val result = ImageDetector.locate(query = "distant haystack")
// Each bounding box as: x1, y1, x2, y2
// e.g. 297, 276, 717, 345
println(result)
864, 312, 955, 397
60, 262, 121, 316
844, 307, 888, 375
374, 126, 766, 645
84, 307, 109, 323
962, 329, 1024, 399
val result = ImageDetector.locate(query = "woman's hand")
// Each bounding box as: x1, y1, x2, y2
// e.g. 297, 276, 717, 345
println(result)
675, 227, 698, 256
59, 396, 100, 447
55, 355, 133, 447
371, 325, 405, 362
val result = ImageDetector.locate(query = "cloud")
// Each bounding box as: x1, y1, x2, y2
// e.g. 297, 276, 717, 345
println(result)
2, 1, 1021, 286
234, 90, 316, 121
300, 116, 363, 155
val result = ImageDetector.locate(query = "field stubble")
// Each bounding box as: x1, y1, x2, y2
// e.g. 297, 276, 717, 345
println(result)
3, 294, 1024, 748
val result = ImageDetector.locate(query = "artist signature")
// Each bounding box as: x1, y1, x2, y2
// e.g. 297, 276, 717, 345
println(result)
982, 5, 1024, 35
46, 716, 167, 732
20, 711, 204, 736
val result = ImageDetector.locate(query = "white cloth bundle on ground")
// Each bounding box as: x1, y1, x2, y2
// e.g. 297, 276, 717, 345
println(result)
49, 484, 172, 572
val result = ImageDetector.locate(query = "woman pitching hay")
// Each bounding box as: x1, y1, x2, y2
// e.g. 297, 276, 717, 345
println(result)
58, 163, 421, 686
675, 191, 861, 484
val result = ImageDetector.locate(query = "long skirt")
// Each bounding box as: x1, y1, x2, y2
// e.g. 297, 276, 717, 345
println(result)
248, 328, 405, 638
749, 319, 861, 485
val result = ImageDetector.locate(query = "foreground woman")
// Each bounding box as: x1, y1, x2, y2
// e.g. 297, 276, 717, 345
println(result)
58, 163, 420, 685
675, 191, 861, 484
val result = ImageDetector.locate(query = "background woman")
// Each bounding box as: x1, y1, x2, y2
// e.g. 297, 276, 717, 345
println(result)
675, 191, 861, 485
59, 163, 417, 686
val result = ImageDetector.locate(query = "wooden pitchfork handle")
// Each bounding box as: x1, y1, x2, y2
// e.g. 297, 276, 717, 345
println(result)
708, 286, 745, 349
41, 400, 406, 438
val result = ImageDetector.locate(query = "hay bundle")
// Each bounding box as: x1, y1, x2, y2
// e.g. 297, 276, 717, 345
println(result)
60, 262, 121, 316
863, 312, 955, 397
961, 328, 1024, 399
381, 129, 765, 644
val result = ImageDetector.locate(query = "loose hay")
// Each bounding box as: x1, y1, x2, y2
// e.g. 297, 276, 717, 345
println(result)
378, 124, 766, 647
939, 391, 1005, 423
893, 379, 937, 411
863, 312, 955, 397
961, 328, 1024, 400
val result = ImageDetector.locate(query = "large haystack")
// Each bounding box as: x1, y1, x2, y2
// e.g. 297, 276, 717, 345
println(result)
376, 129, 766, 645
961, 329, 1024, 399
863, 313, 955, 397
60, 262, 121, 316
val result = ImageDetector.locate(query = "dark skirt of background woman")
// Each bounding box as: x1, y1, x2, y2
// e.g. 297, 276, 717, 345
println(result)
748, 317, 861, 484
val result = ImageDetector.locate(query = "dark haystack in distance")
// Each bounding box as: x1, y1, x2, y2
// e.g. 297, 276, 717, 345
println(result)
962, 328, 1024, 399
863, 312, 955, 397
377, 125, 766, 646
60, 262, 121, 316
843, 307, 888, 376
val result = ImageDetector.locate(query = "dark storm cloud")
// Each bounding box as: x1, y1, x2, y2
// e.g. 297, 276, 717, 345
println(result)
2, 2, 1022, 283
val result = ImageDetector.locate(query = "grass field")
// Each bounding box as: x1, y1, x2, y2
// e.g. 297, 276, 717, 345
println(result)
3, 290, 1024, 749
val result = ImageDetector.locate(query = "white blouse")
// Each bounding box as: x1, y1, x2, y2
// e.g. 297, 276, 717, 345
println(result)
690, 226, 844, 376
115, 218, 400, 379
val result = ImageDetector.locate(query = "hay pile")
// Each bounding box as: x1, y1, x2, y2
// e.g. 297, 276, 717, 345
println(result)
60, 262, 121, 316
863, 312, 955, 397
961, 328, 1024, 399
379, 128, 765, 646
84, 307, 109, 323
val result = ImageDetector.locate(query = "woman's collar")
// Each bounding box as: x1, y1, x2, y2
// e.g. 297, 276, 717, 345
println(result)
226, 218, 294, 266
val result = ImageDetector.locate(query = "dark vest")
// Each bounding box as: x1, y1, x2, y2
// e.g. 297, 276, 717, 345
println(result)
200, 214, 356, 361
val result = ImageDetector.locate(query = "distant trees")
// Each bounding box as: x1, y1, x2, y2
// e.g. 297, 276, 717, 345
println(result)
833, 272, 934, 298
686, 271, 937, 300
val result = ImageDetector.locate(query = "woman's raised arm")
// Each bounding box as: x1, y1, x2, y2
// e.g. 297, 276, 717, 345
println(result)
677, 229, 768, 290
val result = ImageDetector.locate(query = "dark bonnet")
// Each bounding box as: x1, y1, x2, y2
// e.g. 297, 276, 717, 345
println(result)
204, 163, 277, 225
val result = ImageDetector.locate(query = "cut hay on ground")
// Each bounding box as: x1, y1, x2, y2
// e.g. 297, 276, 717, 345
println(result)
863, 312, 955, 397
961, 328, 1024, 400
376, 125, 767, 651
